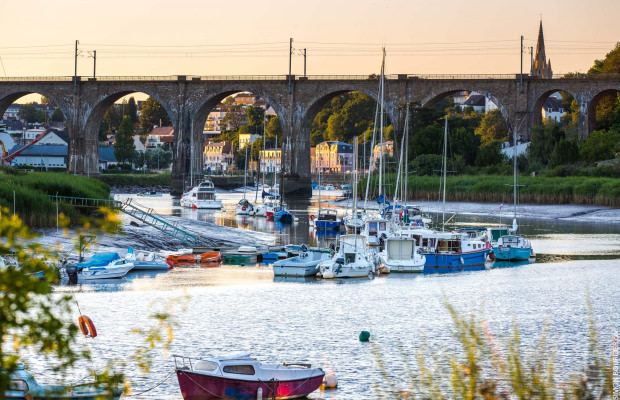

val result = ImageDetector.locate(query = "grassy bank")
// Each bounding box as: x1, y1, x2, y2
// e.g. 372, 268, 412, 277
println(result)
0, 168, 111, 227
98, 172, 171, 187
360, 174, 620, 207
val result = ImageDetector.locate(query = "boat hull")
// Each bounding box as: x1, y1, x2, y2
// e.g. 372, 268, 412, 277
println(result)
423, 249, 490, 274
492, 246, 531, 261
314, 220, 340, 230
132, 261, 171, 271
176, 369, 324, 400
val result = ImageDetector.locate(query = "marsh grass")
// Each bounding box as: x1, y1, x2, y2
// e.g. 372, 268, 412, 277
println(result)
0, 169, 110, 226
360, 175, 620, 206
372, 300, 613, 399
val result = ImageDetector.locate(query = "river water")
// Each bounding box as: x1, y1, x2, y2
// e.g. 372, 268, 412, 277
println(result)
32, 192, 620, 399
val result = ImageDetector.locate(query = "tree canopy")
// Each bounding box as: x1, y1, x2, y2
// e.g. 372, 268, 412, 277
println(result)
139, 97, 171, 133
474, 109, 509, 145
51, 107, 64, 122
18, 103, 46, 124
114, 116, 136, 165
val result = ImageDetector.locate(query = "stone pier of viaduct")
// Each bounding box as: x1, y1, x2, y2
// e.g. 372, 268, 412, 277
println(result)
1, 74, 618, 196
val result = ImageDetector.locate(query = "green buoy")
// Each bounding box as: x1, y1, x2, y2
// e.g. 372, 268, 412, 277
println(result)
359, 331, 370, 342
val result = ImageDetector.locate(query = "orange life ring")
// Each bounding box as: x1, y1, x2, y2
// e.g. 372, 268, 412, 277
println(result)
78, 315, 97, 338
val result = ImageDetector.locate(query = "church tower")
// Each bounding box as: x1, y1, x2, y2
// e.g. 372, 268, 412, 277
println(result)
531, 20, 553, 78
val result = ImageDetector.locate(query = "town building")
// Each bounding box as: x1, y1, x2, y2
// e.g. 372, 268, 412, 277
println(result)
203, 141, 234, 173
239, 133, 260, 149
531, 21, 553, 79
2, 105, 21, 119
98, 147, 119, 170
23, 128, 46, 144
0, 119, 24, 135
314, 141, 354, 174
36, 130, 69, 146
259, 148, 281, 173
370, 141, 394, 172
146, 126, 174, 148
8, 145, 67, 169
541, 97, 566, 122
233, 93, 258, 106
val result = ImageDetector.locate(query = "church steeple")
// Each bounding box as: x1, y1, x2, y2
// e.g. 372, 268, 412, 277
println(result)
531, 20, 553, 78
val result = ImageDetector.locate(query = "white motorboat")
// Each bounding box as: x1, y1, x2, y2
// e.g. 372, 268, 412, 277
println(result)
272, 245, 332, 277
360, 216, 390, 246
125, 248, 171, 271
379, 236, 426, 273
180, 179, 222, 209
81, 258, 134, 280
319, 235, 375, 279
343, 210, 365, 233
235, 198, 255, 215
254, 197, 278, 217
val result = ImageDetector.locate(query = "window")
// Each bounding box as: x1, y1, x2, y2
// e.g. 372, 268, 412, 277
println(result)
223, 365, 255, 375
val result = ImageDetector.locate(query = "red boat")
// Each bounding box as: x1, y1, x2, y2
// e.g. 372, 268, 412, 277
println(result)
174, 353, 324, 400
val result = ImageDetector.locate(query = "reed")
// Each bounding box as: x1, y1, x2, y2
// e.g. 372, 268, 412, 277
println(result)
372, 300, 614, 399
98, 172, 171, 187
358, 174, 620, 207
0, 170, 110, 227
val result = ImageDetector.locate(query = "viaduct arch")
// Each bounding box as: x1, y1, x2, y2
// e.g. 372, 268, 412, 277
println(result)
0, 74, 618, 196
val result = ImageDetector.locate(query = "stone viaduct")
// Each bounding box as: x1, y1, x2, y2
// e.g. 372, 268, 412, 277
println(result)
1, 74, 618, 196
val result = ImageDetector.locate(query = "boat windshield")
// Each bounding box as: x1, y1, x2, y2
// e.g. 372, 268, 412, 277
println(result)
9, 380, 28, 391
223, 365, 255, 375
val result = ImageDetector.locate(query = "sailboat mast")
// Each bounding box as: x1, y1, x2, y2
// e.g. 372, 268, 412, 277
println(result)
318, 146, 321, 216
442, 117, 447, 230
378, 48, 385, 203
243, 145, 248, 199
404, 105, 409, 207
364, 83, 380, 210
513, 129, 517, 223
354, 136, 358, 253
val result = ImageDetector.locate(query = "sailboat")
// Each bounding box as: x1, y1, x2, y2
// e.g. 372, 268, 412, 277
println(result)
492, 131, 534, 261
360, 48, 390, 246
313, 147, 340, 230
273, 137, 295, 223
318, 137, 375, 278
410, 118, 491, 273
236, 145, 255, 215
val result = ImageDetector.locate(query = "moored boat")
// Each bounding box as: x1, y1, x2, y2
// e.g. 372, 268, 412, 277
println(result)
318, 235, 375, 279
493, 235, 532, 261
313, 209, 340, 230
125, 248, 172, 270
273, 245, 332, 277
180, 179, 222, 209
174, 353, 324, 400
6, 365, 122, 400
81, 258, 134, 280
379, 236, 426, 273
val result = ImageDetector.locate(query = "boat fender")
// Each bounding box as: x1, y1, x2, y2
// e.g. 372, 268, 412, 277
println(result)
460, 257, 465, 265
322, 372, 338, 389
192, 205, 197, 209
25, 394, 32, 400
167, 260, 174, 268
488, 251, 496, 261
257, 387, 263, 400
78, 315, 97, 338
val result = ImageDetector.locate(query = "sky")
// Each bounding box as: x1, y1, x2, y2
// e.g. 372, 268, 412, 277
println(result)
0, 0, 618, 79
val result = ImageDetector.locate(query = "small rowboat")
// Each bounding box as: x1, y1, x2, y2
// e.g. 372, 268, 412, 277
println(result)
199, 252, 221, 263
167, 254, 198, 264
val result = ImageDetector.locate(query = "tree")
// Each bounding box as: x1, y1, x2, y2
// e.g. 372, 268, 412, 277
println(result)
51, 107, 64, 122
222, 96, 234, 105
528, 123, 565, 166
40, 95, 52, 104
549, 139, 580, 167
18, 103, 46, 124
127, 97, 138, 124
139, 97, 171, 133
588, 42, 620, 129
475, 142, 504, 167
146, 147, 173, 169
265, 115, 282, 142
114, 116, 136, 165
474, 109, 508, 145
580, 128, 620, 163
102, 106, 121, 133
221, 105, 245, 131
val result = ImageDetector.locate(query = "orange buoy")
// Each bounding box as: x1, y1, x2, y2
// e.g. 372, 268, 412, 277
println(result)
78, 315, 97, 338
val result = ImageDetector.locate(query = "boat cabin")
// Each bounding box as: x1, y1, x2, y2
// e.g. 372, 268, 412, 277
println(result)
487, 227, 511, 244
497, 235, 529, 248
317, 209, 338, 221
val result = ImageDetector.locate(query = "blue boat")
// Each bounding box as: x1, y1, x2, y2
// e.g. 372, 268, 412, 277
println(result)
76, 252, 120, 271
401, 230, 491, 274
314, 209, 340, 230
492, 235, 532, 261
274, 208, 294, 223
6, 365, 122, 399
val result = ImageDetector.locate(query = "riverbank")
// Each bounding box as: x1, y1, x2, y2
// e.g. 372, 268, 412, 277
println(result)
98, 172, 171, 187
0, 168, 110, 227
360, 174, 620, 207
